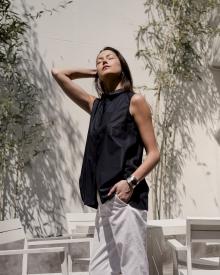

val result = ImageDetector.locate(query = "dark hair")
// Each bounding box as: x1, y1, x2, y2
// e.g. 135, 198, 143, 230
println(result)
94, 46, 133, 97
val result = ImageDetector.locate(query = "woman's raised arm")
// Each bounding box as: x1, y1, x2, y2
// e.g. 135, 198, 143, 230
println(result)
51, 68, 97, 114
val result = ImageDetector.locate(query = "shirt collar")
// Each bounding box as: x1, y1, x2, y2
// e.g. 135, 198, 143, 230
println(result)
101, 89, 127, 99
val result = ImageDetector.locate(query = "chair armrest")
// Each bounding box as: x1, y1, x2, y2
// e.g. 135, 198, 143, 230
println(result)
0, 246, 66, 256
73, 257, 90, 263
71, 232, 94, 238
167, 239, 187, 251
196, 257, 220, 266
28, 237, 93, 246
206, 242, 220, 246
27, 234, 72, 242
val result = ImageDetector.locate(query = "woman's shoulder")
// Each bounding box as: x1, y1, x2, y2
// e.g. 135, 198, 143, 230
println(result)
122, 90, 148, 107
129, 91, 152, 117
129, 91, 150, 105
127, 90, 146, 105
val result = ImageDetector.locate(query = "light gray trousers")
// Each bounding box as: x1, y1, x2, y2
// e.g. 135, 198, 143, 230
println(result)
89, 193, 149, 275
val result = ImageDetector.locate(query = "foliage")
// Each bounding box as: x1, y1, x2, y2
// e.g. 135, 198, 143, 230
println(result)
0, 0, 48, 220
23, 0, 73, 19
136, 0, 220, 219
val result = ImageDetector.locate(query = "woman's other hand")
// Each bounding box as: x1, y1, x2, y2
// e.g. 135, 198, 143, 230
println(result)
107, 180, 133, 203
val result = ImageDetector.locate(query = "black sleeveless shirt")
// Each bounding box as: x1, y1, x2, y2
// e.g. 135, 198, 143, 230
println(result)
79, 89, 149, 210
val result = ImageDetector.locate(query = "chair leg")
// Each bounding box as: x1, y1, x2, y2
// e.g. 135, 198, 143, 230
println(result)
22, 253, 28, 275
68, 253, 72, 273
61, 250, 69, 275
172, 250, 179, 275
67, 243, 72, 272
22, 239, 28, 275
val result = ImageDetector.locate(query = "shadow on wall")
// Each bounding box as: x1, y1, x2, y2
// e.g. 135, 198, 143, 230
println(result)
164, 54, 220, 217
3, 1, 87, 237
210, 6, 220, 146
212, 61, 220, 146
137, 5, 220, 219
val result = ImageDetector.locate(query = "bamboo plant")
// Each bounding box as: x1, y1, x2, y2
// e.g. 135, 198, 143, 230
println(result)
0, 0, 46, 220
136, 0, 220, 219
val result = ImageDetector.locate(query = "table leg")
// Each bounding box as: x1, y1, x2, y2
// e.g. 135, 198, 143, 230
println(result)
147, 227, 164, 275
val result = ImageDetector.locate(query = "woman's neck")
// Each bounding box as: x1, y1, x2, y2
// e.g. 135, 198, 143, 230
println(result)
103, 78, 123, 93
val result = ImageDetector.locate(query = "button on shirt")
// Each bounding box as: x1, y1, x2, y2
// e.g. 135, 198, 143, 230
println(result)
79, 89, 149, 210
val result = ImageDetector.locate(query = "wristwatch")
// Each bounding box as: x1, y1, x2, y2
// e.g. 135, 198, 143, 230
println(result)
126, 175, 139, 189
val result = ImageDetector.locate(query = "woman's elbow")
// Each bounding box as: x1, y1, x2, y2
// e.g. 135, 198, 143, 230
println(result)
154, 149, 160, 164
51, 68, 60, 78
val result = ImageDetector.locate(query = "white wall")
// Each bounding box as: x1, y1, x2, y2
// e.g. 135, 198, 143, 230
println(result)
13, 0, 220, 235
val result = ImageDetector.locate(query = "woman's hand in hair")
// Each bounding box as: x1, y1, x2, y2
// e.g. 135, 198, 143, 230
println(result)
107, 180, 133, 203
51, 68, 97, 80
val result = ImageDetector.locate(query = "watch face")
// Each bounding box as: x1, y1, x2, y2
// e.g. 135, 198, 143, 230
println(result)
131, 180, 137, 186
127, 175, 139, 187
131, 177, 138, 186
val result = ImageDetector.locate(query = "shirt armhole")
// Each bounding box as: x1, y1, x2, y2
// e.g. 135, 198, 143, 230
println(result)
128, 92, 137, 120
91, 97, 100, 116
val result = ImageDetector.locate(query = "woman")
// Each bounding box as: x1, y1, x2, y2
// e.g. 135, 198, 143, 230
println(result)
51, 46, 160, 275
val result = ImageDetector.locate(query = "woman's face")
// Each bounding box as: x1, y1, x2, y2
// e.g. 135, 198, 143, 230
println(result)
96, 50, 122, 81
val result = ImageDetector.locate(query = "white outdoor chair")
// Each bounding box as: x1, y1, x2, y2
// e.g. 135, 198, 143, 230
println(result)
27, 235, 92, 275
0, 219, 68, 275
168, 217, 220, 275
65, 212, 96, 273
65, 213, 96, 236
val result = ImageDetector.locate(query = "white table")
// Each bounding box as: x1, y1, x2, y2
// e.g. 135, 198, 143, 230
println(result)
147, 219, 186, 235
67, 217, 186, 275
147, 219, 186, 275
